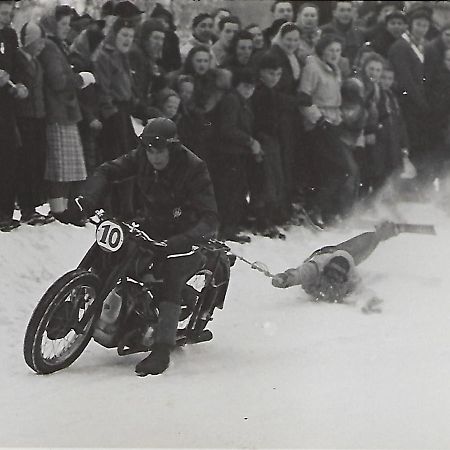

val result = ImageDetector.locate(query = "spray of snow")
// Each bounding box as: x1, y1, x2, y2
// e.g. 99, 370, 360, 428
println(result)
2, 179, 450, 448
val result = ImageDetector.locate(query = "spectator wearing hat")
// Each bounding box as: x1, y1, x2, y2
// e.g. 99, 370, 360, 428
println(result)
150, 2, 181, 72
100, 0, 117, 36
39, 5, 89, 221
13, 21, 54, 225
129, 18, 167, 121
70, 26, 105, 175
114, 1, 144, 28
362, 1, 405, 42
94, 17, 138, 218
180, 13, 215, 64
211, 16, 241, 67
263, 1, 294, 47
321, 1, 365, 67
366, 9, 407, 59
388, 3, 432, 184
0, 0, 29, 231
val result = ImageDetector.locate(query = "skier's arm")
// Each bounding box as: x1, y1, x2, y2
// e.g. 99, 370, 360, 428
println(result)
272, 262, 318, 289
335, 222, 399, 266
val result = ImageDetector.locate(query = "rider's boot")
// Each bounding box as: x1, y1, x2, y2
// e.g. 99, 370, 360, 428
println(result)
135, 301, 181, 376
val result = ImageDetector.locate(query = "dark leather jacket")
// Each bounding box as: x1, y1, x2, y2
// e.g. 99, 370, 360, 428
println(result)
83, 144, 219, 247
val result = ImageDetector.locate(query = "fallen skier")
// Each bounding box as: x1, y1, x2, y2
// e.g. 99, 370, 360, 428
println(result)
271, 222, 403, 304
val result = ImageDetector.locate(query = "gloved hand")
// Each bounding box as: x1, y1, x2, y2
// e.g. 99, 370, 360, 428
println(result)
157, 234, 192, 258
271, 273, 289, 288
375, 221, 399, 241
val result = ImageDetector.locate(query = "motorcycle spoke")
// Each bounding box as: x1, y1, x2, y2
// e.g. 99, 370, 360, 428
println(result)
39, 286, 96, 362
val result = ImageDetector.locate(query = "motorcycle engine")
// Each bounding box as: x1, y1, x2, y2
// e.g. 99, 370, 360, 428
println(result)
93, 283, 158, 350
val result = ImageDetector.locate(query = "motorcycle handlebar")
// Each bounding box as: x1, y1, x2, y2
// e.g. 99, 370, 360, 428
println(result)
86, 207, 229, 253
88, 209, 167, 248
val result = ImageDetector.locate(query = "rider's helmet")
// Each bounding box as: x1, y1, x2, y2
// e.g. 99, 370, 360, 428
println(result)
139, 117, 179, 150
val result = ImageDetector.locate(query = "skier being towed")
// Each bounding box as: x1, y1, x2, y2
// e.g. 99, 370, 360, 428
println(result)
271, 222, 400, 303
57, 118, 219, 376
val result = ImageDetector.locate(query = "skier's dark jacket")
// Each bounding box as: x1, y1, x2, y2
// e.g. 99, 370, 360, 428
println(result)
83, 144, 219, 250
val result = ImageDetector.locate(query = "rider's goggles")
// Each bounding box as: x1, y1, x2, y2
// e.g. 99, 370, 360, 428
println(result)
140, 135, 179, 150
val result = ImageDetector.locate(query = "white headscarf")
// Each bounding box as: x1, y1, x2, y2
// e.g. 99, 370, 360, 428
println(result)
272, 22, 301, 80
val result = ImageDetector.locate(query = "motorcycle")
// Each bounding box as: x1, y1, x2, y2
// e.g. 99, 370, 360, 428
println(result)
23, 209, 235, 374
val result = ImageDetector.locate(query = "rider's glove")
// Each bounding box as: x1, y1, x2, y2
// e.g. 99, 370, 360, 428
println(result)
160, 234, 192, 257
271, 273, 289, 288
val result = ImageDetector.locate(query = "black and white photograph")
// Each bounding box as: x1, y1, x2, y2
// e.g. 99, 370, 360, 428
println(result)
1, 0, 450, 448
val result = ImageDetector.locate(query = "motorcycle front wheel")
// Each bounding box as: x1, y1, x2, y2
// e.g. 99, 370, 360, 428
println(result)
23, 269, 100, 374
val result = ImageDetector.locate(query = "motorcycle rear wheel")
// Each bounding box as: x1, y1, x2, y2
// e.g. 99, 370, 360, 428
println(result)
23, 269, 100, 374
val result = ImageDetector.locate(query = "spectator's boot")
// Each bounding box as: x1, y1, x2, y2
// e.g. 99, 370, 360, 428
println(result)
0, 217, 20, 232
135, 301, 181, 376
21, 210, 55, 226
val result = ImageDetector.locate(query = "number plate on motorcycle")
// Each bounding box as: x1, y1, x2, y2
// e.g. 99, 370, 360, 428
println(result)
96, 221, 124, 252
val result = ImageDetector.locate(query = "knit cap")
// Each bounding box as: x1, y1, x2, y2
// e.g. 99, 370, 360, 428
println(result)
20, 22, 45, 47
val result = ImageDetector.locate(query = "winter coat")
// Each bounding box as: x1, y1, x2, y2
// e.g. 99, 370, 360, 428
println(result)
12, 49, 45, 119
388, 35, 429, 113
424, 36, 449, 84
321, 19, 365, 66
129, 41, 166, 120
38, 37, 83, 125
0, 26, 20, 149
69, 31, 101, 125
251, 83, 282, 139
426, 64, 450, 149
94, 39, 134, 120
149, 3, 181, 72
265, 44, 301, 98
84, 144, 218, 244
180, 35, 215, 65
380, 87, 409, 171
215, 90, 254, 156
299, 55, 342, 130
366, 27, 398, 59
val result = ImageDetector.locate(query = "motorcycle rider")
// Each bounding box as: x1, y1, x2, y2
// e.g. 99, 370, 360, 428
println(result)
58, 118, 219, 376
271, 222, 400, 302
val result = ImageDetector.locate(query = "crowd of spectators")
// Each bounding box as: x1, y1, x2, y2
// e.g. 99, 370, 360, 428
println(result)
1, 0, 450, 242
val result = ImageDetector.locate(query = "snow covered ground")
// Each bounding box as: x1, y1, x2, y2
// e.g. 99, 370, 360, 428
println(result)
2, 195, 450, 449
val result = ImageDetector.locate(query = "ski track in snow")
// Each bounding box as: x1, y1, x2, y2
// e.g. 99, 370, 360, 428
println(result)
2, 201, 450, 448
